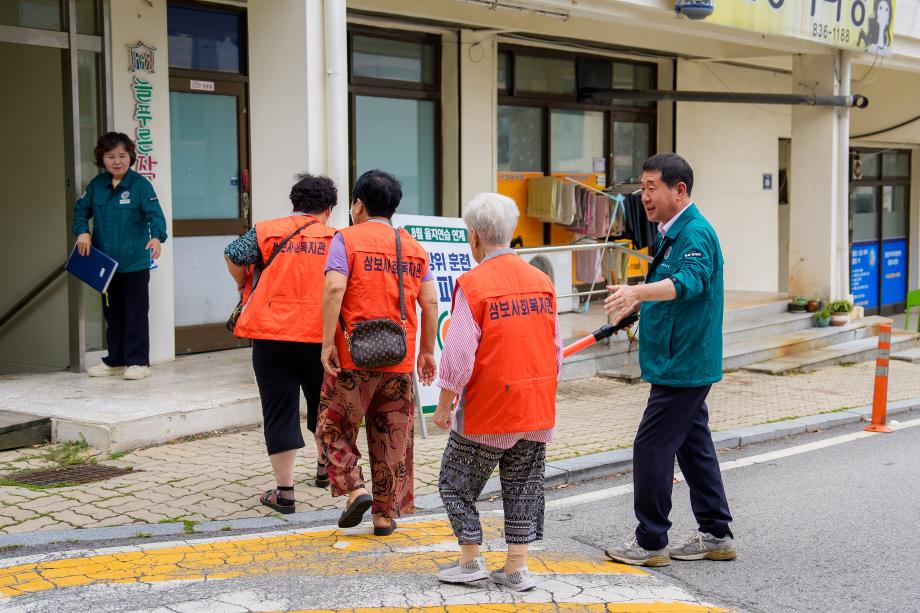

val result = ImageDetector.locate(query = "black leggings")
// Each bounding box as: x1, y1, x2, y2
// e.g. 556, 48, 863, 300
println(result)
251, 339, 324, 456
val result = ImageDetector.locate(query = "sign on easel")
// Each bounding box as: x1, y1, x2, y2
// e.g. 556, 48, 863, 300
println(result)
393, 214, 476, 416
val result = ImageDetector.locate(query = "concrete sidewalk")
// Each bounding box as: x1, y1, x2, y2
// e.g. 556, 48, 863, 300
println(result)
0, 359, 918, 538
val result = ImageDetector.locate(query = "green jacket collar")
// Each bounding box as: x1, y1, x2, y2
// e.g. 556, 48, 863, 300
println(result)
103, 168, 138, 190
664, 203, 700, 240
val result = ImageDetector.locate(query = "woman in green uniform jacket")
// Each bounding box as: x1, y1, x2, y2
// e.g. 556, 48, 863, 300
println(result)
72, 132, 167, 380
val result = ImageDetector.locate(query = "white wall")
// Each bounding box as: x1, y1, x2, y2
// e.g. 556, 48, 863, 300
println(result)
110, 1, 175, 364
676, 60, 792, 292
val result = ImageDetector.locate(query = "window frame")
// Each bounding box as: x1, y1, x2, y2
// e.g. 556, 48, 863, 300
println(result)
498, 44, 657, 190
166, 0, 249, 77
347, 26, 443, 216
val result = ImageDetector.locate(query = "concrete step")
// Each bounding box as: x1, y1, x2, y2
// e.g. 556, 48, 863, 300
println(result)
722, 298, 791, 322
891, 346, 920, 363
597, 362, 642, 383
722, 311, 816, 345
594, 317, 892, 381
0, 410, 51, 451
743, 332, 920, 374
722, 321, 880, 370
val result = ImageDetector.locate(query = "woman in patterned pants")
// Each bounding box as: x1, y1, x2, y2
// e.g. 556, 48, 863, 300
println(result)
431, 193, 562, 592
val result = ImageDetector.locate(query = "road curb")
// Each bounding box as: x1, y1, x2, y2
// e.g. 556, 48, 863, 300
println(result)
2, 398, 917, 549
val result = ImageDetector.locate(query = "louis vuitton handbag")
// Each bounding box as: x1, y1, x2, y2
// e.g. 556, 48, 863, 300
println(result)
226, 220, 316, 333
339, 226, 408, 369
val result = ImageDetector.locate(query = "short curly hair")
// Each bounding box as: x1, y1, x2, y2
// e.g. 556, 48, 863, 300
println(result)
93, 132, 137, 167
289, 174, 338, 214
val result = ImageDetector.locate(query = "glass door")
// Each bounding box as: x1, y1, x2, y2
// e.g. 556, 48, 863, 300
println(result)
849, 149, 910, 316
169, 78, 250, 353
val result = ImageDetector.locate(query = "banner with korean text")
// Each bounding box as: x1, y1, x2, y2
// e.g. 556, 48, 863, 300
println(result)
393, 214, 476, 415
708, 0, 896, 56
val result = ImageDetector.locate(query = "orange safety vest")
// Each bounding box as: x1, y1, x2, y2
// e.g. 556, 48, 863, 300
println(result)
455, 253, 558, 434
234, 215, 335, 343
334, 220, 429, 373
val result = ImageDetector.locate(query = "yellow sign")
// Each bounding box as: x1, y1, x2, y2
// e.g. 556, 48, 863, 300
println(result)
708, 0, 895, 55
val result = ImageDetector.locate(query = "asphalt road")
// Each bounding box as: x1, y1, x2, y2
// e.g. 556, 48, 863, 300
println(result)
541, 418, 920, 613
1, 418, 917, 612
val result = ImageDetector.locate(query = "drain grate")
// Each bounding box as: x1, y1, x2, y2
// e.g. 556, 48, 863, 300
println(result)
9, 464, 134, 487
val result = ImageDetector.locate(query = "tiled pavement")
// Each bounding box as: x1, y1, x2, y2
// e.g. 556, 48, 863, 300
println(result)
0, 360, 917, 534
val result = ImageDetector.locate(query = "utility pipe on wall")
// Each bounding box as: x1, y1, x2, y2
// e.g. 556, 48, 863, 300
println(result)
324, 0, 349, 228
837, 50, 852, 301
580, 88, 868, 108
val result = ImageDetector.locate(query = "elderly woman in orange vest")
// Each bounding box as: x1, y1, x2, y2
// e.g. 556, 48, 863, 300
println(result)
320, 169, 438, 536
224, 174, 338, 514
432, 192, 562, 592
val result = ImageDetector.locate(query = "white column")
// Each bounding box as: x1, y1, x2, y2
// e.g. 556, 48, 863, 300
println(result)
249, 0, 312, 224
110, 1, 175, 364
248, 0, 347, 228
458, 30, 497, 212
789, 53, 845, 300
324, 0, 349, 228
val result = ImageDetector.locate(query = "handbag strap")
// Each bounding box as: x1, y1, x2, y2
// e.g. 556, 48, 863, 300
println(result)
243, 219, 317, 310
338, 224, 407, 334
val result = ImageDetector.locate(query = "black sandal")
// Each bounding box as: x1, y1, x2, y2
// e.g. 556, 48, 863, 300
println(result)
260, 486, 295, 514
338, 493, 372, 528
315, 461, 330, 488
373, 519, 397, 537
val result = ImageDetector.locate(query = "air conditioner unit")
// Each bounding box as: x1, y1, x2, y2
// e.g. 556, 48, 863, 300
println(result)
521, 252, 576, 313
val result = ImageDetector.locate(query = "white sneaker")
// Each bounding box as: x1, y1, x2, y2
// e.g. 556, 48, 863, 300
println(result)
123, 365, 151, 380
490, 566, 537, 591
436, 557, 489, 584
87, 363, 125, 377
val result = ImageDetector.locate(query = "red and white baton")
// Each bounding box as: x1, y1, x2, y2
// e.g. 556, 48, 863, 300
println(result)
562, 312, 639, 358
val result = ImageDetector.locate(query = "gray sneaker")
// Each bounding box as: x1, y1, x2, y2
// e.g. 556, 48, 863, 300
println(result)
669, 531, 736, 561
605, 536, 670, 567
490, 566, 536, 591
437, 556, 489, 584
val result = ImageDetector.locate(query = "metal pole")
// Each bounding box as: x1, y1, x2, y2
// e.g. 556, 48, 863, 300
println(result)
516, 241, 653, 262
580, 88, 868, 108
414, 378, 428, 439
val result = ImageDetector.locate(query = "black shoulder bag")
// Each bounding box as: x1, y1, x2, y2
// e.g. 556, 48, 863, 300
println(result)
226, 220, 317, 333
339, 226, 408, 368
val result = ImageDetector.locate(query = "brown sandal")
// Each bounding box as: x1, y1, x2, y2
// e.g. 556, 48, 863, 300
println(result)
260, 486, 295, 514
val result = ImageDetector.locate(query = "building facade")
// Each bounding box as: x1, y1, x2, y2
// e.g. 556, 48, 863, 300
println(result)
2, 0, 919, 374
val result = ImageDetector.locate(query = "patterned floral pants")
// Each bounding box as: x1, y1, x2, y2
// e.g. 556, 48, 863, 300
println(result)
318, 369, 415, 519
439, 431, 546, 545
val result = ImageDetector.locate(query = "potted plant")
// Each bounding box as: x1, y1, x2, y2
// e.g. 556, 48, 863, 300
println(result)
806, 296, 820, 313
789, 296, 808, 312
828, 300, 853, 326
815, 307, 831, 328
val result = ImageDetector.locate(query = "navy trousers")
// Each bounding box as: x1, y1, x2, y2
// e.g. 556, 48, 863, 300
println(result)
101, 270, 150, 367
633, 384, 733, 550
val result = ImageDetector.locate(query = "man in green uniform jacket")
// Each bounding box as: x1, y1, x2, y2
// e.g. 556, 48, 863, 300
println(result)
603, 153, 735, 567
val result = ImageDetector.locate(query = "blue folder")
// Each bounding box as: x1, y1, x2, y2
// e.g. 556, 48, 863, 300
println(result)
65, 244, 119, 293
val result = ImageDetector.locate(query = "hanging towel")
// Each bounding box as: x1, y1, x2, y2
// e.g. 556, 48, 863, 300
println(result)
557, 181, 576, 225
526, 176, 558, 222
575, 239, 604, 284
591, 194, 611, 238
